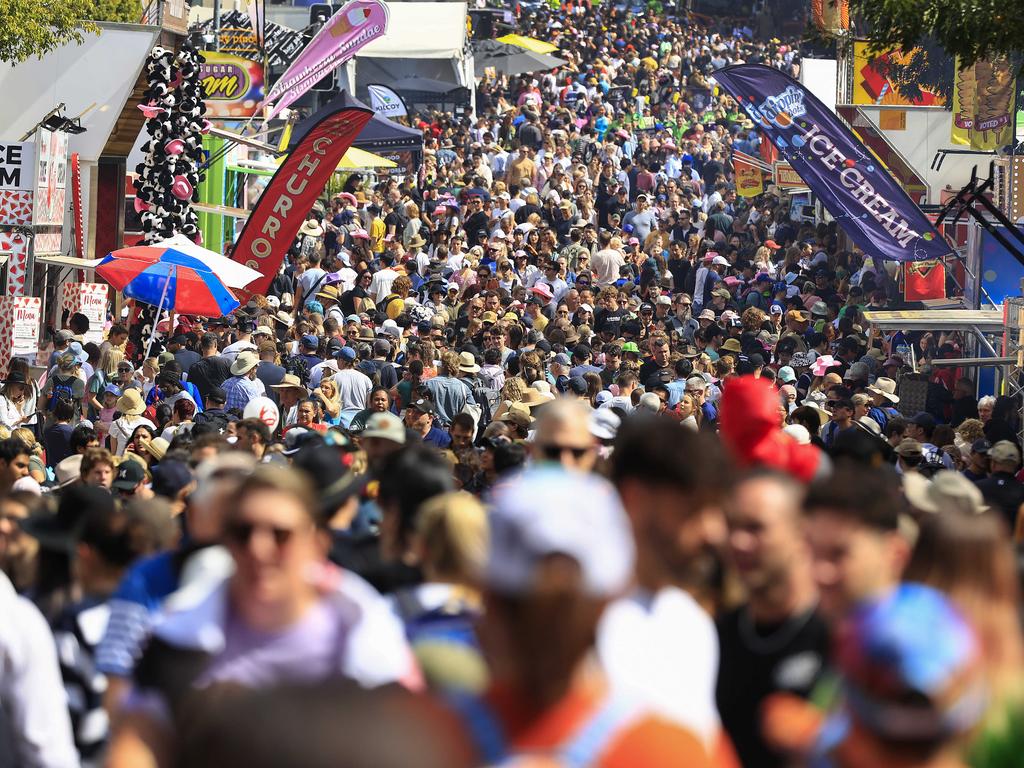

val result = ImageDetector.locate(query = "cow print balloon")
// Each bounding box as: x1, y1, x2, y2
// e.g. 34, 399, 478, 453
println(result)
133, 41, 208, 244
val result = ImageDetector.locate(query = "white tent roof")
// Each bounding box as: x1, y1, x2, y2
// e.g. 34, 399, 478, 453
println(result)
358, 2, 467, 59
0, 23, 159, 162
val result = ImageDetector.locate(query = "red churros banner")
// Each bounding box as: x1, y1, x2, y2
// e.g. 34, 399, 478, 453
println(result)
229, 105, 374, 298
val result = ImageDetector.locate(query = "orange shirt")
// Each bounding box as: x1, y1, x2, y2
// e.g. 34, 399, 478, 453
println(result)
483, 679, 712, 768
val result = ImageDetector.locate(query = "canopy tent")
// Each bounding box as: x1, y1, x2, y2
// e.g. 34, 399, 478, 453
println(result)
358, 2, 467, 59
288, 91, 423, 177
351, 2, 474, 117
388, 77, 471, 110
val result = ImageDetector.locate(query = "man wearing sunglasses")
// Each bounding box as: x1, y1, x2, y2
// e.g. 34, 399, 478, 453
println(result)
530, 399, 597, 472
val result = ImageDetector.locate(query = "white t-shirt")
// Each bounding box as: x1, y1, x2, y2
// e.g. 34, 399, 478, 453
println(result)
333, 368, 373, 410
597, 587, 721, 747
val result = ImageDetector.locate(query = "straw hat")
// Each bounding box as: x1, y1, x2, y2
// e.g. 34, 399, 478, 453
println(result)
298, 220, 325, 238
116, 389, 146, 416
868, 377, 900, 403
144, 437, 169, 462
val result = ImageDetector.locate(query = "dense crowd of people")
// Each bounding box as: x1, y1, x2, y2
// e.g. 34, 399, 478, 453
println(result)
1, 2, 1023, 767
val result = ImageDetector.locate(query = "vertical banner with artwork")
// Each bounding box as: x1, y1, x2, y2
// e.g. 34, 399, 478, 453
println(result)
229, 105, 374, 297
0, 143, 36, 227
811, 0, 848, 32
32, 127, 69, 265
713, 64, 952, 262
263, 0, 390, 119
951, 57, 1015, 151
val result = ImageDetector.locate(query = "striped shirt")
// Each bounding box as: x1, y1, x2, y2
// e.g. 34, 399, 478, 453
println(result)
222, 374, 266, 413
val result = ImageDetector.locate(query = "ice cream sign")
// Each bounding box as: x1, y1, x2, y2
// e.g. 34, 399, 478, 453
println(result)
263, 0, 389, 119
200, 52, 265, 118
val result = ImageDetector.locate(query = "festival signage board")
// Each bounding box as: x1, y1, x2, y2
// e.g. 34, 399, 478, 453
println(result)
60, 283, 109, 346
951, 57, 1015, 151
851, 41, 949, 107
264, 0, 389, 119
0, 142, 34, 227
733, 155, 764, 197
229, 105, 374, 298
0, 296, 42, 375
774, 162, 805, 189
194, 11, 305, 69
714, 65, 951, 262
200, 52, 265, 119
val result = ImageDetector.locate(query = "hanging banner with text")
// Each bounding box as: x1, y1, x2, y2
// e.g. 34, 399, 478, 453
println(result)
951, 57, 1015, 151
229, 105, 374, 298
264, 0, 389, 119
713, 65, 951, 262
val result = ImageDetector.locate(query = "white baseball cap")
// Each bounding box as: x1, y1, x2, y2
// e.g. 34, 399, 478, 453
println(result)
486, 467, 635, 597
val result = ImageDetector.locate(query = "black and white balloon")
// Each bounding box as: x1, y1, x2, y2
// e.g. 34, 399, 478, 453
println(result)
134, 42, 209, 244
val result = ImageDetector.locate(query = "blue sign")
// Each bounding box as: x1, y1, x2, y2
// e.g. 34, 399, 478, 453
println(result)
713, 65, 952, 262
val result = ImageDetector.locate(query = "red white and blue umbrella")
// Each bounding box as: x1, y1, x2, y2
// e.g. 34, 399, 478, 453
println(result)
97, 245, 240, 317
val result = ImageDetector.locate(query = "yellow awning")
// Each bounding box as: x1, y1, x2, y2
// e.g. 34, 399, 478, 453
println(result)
496, 34, 558, 54
273, 144, 397, 171
338, 146, 397, 169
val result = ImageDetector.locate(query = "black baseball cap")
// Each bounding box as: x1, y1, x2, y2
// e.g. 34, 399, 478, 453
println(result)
207, 386, 227, 404
112, 460, 146, 491
410, 397, 435, 415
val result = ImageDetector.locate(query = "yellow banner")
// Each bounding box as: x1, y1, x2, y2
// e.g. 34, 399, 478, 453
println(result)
734, 157, 763, 197
951, 57, 1015, 151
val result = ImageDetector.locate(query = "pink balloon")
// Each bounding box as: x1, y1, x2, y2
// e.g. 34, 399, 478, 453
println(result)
133, 197, 151, 213
194, 230, 204, 245
171, 175, 193, 200
165, 139, 185, 155
200, 119, 212, 134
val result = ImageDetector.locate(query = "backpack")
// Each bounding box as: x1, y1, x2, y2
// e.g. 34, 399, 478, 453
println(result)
470, 381, 500, 437
48, 375, 77, 412
283, 355, 311, 387
377, 293, 403, 317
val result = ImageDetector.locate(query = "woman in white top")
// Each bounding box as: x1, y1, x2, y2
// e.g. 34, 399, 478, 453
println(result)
108, 388, 156, 456
0, 370, 34, 430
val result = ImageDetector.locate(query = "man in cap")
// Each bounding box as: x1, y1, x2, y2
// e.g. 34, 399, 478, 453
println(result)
961, 438, 991, 482
192, 387, 236, 434
905, 413, 952, 468
974, 441, 1024, 527
112, 459, 153, 500
222, 350, 266, 413
332, 347, 373, 411
404, 397, 451, 449
461, 465, 710, 767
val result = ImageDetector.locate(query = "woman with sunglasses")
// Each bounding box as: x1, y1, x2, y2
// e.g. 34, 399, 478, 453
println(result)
107, 466, 420, 768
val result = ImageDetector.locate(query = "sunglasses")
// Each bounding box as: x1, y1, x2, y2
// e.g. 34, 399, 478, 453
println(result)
539, 444, 592, 461
226, 520, 306, 548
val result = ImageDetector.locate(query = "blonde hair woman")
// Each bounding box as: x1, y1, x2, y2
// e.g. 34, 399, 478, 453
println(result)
12, 427, 46, 483
393, 491, 489, 694
316, 378, 342, 426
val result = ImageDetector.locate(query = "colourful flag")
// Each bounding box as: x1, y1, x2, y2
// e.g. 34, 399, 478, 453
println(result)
263, 0, 389, 119
713, 65, 951, 262
951, 57, 1015, 151
229, 105, 374, 298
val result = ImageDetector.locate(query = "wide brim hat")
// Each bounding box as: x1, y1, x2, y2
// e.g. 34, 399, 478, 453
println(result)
458, 352, 481, 374
116, 389, 146, 416
518, 388, 552, 408
145, 437, 170, 462
298, 220, 325, 238
230, 351, 259, 376
868, 377, 900, 403
407, 234, 427, 249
